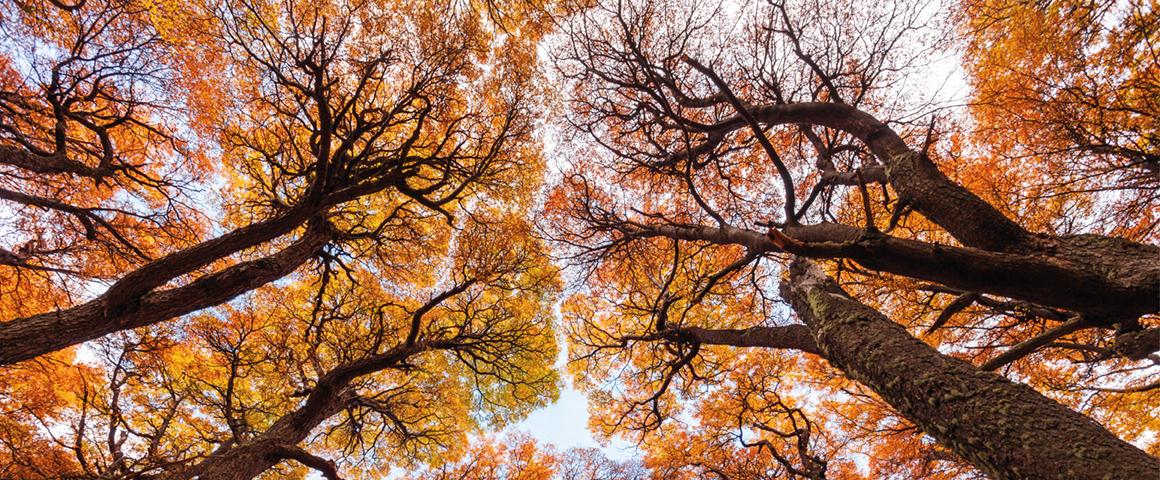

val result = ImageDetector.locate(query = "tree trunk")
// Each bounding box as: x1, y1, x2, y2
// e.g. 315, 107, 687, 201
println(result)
188, 342, 434, 479
0, 225, 331, 365
191, 389, 350, 480
783, 222, 1160, 321
720, 101, 1159, 322
779, 258, 1158, 480
627, 221, 1159, 319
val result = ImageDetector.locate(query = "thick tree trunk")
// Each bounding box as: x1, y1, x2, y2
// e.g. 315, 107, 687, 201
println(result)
782, 222, 1160, 321
191, 390, 350, 480
878, 150, 1159, 325
628, 221, 1159, 319
100, 206, 318, 313
0, 225, 331, 365
779, 258, 1158, 480
702, 101, 1159, 321
0, 176, 404, 365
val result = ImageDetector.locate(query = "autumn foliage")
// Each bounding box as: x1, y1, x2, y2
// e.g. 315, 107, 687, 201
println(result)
1, 0, 1157, 478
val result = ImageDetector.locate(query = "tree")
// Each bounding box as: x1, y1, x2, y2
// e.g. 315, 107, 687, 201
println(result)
3, 0, 1157, 478
3, 214, 561, 479
1, 0, 564, 478
0, 0, 549, 364
548, 0, 1158, 477
959, 0, 1158, 238
1, 0, 208, 318
556, 447, 648, 480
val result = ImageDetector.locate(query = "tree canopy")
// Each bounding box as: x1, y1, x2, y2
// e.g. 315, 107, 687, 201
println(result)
1, 0, 1156, 478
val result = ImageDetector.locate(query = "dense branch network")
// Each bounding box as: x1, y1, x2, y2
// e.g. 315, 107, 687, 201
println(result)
551, 0, 1158, 477
1, 0, 1156, 478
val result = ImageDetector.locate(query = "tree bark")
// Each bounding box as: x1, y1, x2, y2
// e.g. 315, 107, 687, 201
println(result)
779, 258, 1158, 480
187, 341, 449, 479
707, 102, 1033, 251
99, 205, 319, 313
0, 172, 409, 365
697, 101, 1159, 322
0, 145, 111, 178
190, 391, 350, 480
0, 225, 332, 365
623, 221, 1158, 319
667, 325, 821, 355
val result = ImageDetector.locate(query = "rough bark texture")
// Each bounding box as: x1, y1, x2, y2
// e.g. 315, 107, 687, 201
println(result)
880, 151, 1159, 324
629, 221, 1158, 319
0, 225, 331, 364
99, 205, 317, 314
702, 101, 1159, 321
673, 325, 822, 355
779, 258, 1159, 480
